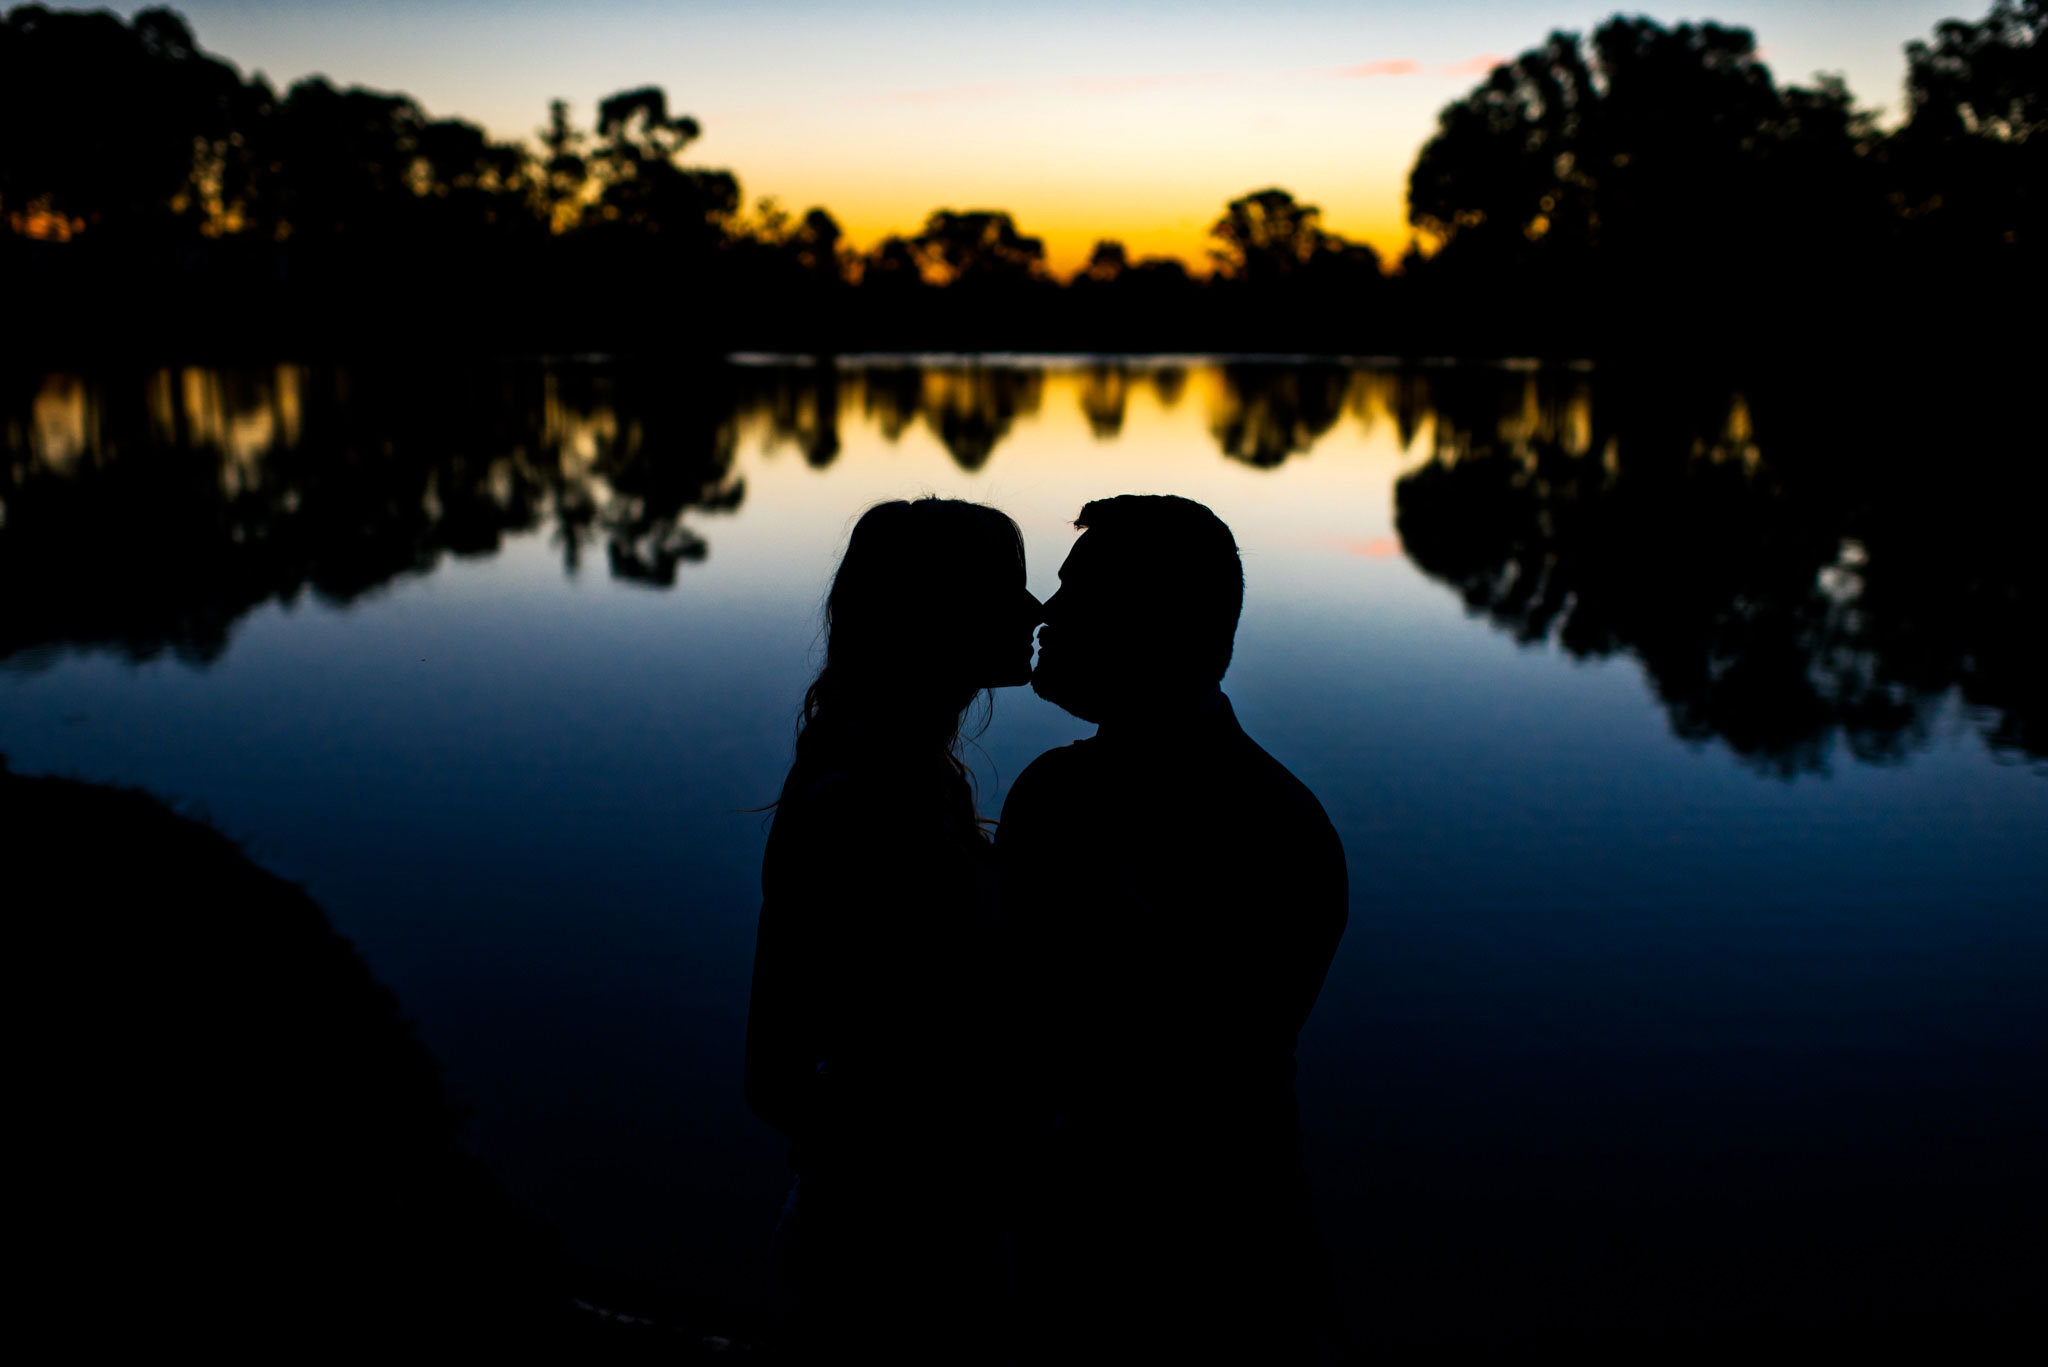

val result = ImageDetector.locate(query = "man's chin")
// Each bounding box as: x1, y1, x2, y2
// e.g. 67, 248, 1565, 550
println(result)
1030, 667, 1101, 722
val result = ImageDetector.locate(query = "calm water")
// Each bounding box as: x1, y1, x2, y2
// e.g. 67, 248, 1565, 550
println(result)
4, 358, 2043, 1338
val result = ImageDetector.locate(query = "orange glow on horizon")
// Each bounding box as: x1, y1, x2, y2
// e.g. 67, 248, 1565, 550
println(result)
814, 196, 1416, 278
61, 2, 1938, 288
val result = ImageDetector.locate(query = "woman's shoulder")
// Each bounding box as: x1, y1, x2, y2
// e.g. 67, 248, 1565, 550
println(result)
764, 760, 992, 910
776, 763, 907, 820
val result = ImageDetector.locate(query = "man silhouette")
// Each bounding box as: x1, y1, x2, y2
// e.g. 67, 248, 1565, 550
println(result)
997, 495, 1348, 1361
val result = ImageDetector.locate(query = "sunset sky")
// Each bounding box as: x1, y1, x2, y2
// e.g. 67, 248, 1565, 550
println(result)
118, 1, 1971, 272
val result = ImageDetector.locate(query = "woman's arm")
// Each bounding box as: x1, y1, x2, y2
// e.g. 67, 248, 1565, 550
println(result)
745, 801, 833, 1140
745, 775, 878, 1142
744, 903, 813, 1138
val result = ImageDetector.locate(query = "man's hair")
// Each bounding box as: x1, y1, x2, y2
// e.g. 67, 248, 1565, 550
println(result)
1074, 494, 1244, 685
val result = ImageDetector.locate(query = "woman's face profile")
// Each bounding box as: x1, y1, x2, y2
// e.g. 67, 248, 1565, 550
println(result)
960, 542, 1040, 690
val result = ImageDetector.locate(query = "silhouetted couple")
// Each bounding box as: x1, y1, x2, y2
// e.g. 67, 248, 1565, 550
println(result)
746, 495, 1348, 1362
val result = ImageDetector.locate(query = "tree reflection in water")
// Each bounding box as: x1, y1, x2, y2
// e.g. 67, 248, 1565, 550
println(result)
915, 365, 1045, 471
0, 362, 747, 664
1077, 363, 1130, 438
3, 358, 2038, 775
839, 361, 1045, 469
1208, 362, 1356, 468
1392, 364, 2045, 775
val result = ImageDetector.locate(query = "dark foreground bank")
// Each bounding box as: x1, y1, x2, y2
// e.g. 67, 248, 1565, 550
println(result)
2, 760, 762, 1357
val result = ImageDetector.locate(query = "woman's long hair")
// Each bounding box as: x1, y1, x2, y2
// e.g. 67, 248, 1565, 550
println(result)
781, 498, 1025, 823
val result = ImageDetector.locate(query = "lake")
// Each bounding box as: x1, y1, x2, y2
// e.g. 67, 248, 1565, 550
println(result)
3, 356, 2042, 1345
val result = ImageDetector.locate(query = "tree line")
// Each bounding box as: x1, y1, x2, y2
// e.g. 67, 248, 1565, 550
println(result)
2, 2, 2040, 357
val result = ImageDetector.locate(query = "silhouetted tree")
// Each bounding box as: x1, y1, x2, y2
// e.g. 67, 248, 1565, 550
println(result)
1127, 257, 1192, 291
791, 207, 848, 283
0, 5, 250, 241
1907, 0, 2046, 140
1209, 189, 1384, 349
1210, 189, 1329, 285
1063, 240, 1204, 350
588, 85, 737, 241
911, 209, 1049, 286
1076, 239, 1129, 286
1887, 0, 2045, 277
1405, 16, 1882, 353
3, 4, 2038, 359
537, 97, 589, 233
240, 78, 532, 246
844, 210, 1059, 349
861, 234, 924, 288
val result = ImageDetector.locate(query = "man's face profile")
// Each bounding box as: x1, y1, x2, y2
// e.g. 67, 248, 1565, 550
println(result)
1031, 530, 1134, 723
1032, 496, 1239, 723
1032, 528, 1179, 725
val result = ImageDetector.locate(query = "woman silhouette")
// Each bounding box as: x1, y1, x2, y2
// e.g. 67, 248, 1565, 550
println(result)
745, 498, 1039, 1359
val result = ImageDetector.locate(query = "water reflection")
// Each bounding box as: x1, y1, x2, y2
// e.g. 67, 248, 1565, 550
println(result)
1209, 362, 1356, 468
1393, 367, 2046, 774
1077, 363, 1130, 438
3, 358, 2039, 772
863, 363, 1046, 471
0, 363, 745, 664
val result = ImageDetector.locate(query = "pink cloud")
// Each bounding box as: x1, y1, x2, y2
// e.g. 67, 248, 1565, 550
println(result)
1440, 54, 1509, 77
1335, 536, 1401, 558
1338, 59, 1422, 78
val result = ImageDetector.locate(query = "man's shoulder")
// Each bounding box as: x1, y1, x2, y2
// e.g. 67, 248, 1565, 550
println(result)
1220, 721, 1345, 868
1232, 730, 1335, 824
1004, 737, 1106, 808
1001, 738, 1134, 840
